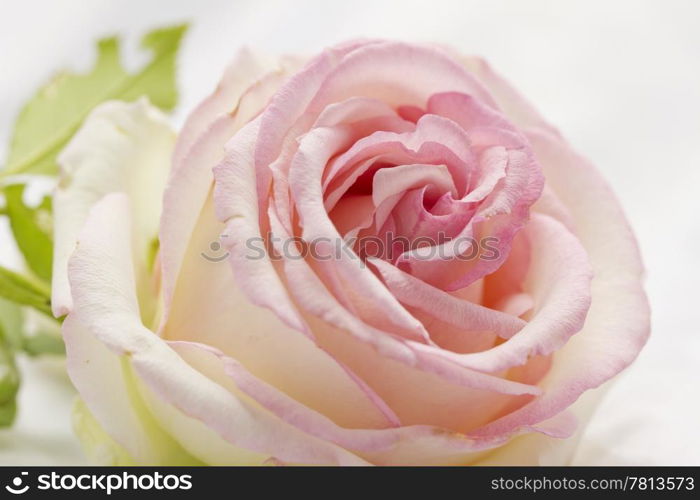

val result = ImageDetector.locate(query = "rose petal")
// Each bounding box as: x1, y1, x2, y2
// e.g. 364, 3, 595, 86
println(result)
470, 128, 650, 437
165, 193, 399, 429
160, 53, 293, 321
404, 213, 593, 375
65, 193, 369, 465
168, 340, 568, 465
370, 257, 526, 339
288, 125, 432, 343
171, 48, 287, 172
52, 99, 174, 317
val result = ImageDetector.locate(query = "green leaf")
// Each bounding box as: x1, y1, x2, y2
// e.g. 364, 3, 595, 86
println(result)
0, 322, 20, 427
0, 399, 17, 427
0, 298, 24, 351
23, 332, 65, 357
0, 265, 52, 317
3, 184, 53, 281
1, 24, 188, 178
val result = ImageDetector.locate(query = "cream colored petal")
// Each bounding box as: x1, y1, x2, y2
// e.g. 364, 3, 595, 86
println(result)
52, 98, 174, 319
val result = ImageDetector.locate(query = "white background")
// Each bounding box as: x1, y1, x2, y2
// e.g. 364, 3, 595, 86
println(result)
0, 0, 698, 465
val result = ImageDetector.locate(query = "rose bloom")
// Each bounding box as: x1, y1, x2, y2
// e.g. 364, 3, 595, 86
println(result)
52, 40, 649, 465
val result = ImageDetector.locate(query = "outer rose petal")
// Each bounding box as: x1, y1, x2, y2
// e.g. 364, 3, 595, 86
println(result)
471, 128, 650, 437
52, 99, 174, 317
168, 340, 574, 466
65, 193, 368, 465
71, 399, 137, 465
457, 59, 649, 441
163, 194, 400, 429
64, 315, 201, 465
214, 117, 310, 333
174, 87, 401, 446
170, 48, 302, 172
159, 49, 306, 319
457, 54, 558, 134
358, 50, 647, 458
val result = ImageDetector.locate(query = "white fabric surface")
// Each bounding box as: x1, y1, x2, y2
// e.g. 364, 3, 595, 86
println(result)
0, 0, 698, 465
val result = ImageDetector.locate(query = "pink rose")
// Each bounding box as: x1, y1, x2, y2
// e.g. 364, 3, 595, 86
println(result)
56, 41, 649, 465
